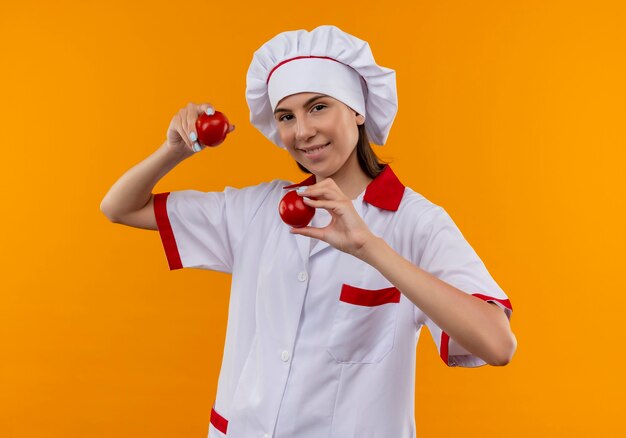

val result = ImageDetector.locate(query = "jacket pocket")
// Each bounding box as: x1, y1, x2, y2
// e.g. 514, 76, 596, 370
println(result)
327, 284, 401, 364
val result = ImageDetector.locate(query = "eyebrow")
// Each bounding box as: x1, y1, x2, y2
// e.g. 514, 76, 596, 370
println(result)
273, 94, 328, 115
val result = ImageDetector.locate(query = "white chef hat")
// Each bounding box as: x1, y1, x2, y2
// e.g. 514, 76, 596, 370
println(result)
245, 25, 398, 149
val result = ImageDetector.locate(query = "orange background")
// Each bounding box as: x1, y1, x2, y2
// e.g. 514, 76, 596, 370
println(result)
1, 0, 625, 436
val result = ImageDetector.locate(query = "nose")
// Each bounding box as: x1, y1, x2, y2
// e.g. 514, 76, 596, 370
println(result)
295, 116, 316, 143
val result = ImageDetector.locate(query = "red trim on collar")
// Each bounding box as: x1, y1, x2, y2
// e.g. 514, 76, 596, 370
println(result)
282, 165, 405, 212
363, 165, 405, 211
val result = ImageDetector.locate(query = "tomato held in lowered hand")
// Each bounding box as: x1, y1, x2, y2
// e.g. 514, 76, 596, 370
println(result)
195, 109, 230, 146
279, 190, 316, 228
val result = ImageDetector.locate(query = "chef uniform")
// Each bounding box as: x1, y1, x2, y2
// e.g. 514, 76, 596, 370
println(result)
153, 25, 513, 438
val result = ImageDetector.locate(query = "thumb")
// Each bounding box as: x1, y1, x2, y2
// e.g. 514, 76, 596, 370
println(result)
228, 124, 236, 133
289, 226, 322, 239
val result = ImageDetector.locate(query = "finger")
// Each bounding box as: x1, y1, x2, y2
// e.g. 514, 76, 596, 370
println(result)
298, 186, 343, 201
320, 178, 345, 195
289, 225, 325, 240
296, 185, 323, 197
228, 124, 236, 133
302, 197, 341, 212
179, 109, 190, 144
199, 102, 215, 116
319, 177, 337, 188
302, 178, 340, 192
175, 112, 195, 152
186, 103, 203, 151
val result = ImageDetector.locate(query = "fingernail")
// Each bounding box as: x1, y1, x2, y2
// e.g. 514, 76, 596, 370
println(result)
193, 142, 201, 152
296, 186, 307, 194
205, 107, 215, 116
189, 131, 197, 142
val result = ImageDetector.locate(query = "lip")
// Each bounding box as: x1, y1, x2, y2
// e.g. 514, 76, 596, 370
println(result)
298, 142, 330, 152
299, 142, 330, 160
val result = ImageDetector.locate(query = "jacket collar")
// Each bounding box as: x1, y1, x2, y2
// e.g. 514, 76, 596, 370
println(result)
282, 164, 405, 211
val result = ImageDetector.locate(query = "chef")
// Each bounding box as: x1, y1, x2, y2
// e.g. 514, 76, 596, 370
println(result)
104, 24, 516, 438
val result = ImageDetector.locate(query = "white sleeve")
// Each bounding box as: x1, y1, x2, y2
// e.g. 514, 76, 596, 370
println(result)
153, 182, 274, 273
412, 206, 513, 368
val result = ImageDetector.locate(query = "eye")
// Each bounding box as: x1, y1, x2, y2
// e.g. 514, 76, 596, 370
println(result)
277, 104, 326, 122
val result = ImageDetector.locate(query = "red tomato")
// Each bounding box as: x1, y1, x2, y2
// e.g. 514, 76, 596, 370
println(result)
279, 190, 316, 228
195, 110, 230, 146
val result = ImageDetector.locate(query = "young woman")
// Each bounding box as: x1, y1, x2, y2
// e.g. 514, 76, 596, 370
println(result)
101, 25, 516, 438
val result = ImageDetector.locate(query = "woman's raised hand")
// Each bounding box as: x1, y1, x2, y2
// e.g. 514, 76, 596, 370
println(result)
165, 102, 235, 159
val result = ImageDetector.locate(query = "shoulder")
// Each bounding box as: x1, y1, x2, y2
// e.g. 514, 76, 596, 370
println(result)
396, 186, 446, 226
396, 188, 470, 247
166, 178, 296, 204
223, 179, 287, 198
166, 179, 289, 212
222, 178, 300, 214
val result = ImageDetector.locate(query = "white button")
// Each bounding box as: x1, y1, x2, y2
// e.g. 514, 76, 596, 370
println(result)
297, 271, 308, 282
281, 350, 290, 362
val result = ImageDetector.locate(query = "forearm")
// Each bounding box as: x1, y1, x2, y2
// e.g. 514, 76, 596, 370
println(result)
357, 237, 516, 366
100, 141, 185, 220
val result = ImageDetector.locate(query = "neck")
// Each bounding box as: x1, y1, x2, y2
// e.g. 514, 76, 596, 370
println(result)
315, 150, 373, 200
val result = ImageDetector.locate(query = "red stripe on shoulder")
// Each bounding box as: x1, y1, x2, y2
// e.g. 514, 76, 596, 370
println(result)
471, 293, 513, 311
153, 192, 183, 270
439, 293, 512, 366
210, 406, 228, 434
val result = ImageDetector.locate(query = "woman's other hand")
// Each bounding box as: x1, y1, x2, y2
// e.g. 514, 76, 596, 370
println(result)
289, 178, 376, 258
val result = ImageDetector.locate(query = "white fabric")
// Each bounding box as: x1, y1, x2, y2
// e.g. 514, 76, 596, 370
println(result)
154, 174, 511, 438
246, 24, 398, 149
267, 57, 366, 117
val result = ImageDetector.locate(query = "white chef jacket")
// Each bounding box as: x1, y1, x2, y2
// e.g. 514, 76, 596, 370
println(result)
153, 165, 513, 438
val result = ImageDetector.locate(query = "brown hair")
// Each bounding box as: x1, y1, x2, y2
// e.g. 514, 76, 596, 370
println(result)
296, 124, 390, 179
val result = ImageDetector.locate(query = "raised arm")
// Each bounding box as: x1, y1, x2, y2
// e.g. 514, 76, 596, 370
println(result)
99, 141, 184, 229
100, 102, 234, 230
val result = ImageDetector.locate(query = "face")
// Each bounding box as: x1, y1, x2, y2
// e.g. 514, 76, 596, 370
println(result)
273, 92, 365, 180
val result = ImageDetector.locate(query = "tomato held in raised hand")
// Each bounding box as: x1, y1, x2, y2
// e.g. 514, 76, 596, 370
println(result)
195, 109, 230, 146
279, 190, 316, 228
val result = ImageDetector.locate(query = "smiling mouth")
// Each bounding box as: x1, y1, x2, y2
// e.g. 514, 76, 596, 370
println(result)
301, 142, 330, 155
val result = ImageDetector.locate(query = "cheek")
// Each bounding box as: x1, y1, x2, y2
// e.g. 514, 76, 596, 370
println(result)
277, 126, 292, 144
338, 121, 359, 147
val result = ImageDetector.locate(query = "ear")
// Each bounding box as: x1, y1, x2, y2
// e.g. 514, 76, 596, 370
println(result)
355, 113, 365, 125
